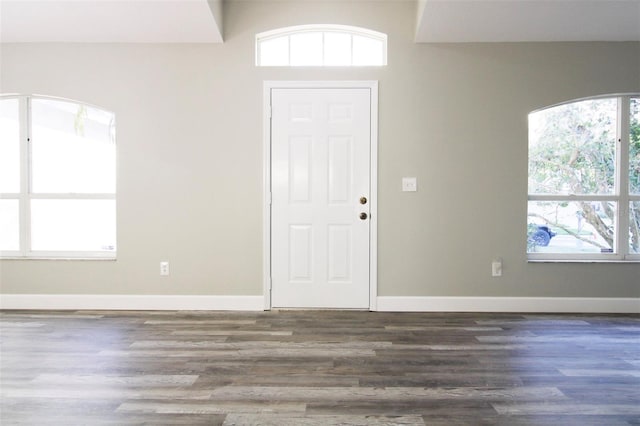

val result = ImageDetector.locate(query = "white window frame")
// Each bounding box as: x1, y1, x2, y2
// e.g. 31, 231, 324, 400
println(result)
527, 94, 640, 262
256, 24, 387, 67
0, 94, 116, 259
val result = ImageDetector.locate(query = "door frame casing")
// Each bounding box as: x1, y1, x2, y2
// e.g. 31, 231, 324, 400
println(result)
262, 80, 378, 311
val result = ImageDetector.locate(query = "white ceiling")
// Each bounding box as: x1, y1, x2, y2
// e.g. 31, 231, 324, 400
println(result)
0, 0, 638, 43
416, 0, 640, 42
0, 0, 223, 43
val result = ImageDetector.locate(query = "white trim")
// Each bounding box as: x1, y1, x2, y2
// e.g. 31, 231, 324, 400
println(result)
618, 96, 631, 257
368, 82, 379, 312
0, 294, 265, 311
2, 295, 636, 314
527, 195, 621, 201
377, 296, 640, 314
264, 81, 379, 90
263, 80, 379, 311
257, 25, 387, 43
530, 92, 640, 115
262, 81, 272, 311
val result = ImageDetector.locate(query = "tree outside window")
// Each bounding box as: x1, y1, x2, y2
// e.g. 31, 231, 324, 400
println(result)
527, 95, 639, 260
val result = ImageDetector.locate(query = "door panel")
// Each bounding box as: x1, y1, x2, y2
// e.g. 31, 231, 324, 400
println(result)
328, 225, 352, 282
289, 225, 313, 282
289, 136, 312, 202
271, 88, 371, 309
328, 136, 352, 203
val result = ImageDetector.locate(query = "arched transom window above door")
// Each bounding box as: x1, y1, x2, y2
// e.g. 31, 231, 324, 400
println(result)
256, 25, 387, 67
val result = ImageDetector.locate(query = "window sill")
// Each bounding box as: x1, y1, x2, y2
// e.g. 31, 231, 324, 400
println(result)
1, 257, 116, 261
528, 259, 640, 264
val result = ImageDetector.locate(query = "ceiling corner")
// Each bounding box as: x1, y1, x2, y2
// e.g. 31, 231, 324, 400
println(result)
415, 0, 640, 43
207, 0, 224, 43
415, 0, 427, 43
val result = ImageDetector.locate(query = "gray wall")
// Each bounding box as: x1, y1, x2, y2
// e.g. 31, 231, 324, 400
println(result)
1, 1, 639, 299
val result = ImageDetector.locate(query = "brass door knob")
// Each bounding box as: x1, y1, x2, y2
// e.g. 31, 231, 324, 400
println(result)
359, 212, 368, 220
360, 196, 368, 205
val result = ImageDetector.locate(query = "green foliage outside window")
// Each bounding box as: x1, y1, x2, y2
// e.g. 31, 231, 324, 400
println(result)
528, 96, 639, 255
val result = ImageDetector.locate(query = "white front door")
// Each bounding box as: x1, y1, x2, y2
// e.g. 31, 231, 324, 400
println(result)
270, 87, 372, 309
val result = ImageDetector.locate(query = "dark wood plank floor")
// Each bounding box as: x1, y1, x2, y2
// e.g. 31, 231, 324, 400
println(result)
1, 310, 639, 425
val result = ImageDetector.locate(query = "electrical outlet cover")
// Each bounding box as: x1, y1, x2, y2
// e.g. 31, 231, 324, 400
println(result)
402, 177, 417, 192
160, 261, 170, 276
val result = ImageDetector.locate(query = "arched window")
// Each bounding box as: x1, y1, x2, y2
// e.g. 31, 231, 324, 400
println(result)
256, 25, 387, 67
0, 95, 116, 258
527, 95, 639, 261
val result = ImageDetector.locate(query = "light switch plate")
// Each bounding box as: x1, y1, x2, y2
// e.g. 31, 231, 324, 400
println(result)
402, 177, 417, 192
492, 258, 502, 277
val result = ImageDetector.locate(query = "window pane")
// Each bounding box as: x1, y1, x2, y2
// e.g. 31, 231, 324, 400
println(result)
630, 98, 640, 194
528, 98, 617, 195
259, 36, 289, 66
0, 199, 20, 251
31, 199, 116, 252
631, 201, 640, 254
257, 26, 387, 68
527, 201, 615, 254
290, 32, 323, 66
324, 32, 352, 66
32, 98, 115, 194
352, 35, 383, 66
0, 98, 20, 193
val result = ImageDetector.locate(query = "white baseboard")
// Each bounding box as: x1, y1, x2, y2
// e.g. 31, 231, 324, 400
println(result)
376, 296, 640, 313
1, 294, 638, 313
0, 294, 265, 311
